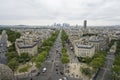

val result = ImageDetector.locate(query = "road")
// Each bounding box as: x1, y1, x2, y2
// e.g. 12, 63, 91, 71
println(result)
33, 30, 64, 80
93, 52, 115, 80
18, 30, 78, 80
66, 44, 79, 63
0, 30, 7, 64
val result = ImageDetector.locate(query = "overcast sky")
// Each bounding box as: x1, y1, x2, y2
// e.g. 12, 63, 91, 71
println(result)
0, 0, 120, 26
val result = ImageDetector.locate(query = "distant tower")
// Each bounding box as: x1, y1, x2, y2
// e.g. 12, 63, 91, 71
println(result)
84, 20, 87, 29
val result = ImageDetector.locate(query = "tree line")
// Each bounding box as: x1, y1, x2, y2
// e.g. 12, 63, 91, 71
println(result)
111, 40, 120, 80
61, 30, 70, 64
33, 30, 59, 68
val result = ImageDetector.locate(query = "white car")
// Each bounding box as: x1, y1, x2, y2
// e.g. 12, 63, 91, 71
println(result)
42, 68, 46, 73
63, 77, 67, 80
59, 79, 62, 80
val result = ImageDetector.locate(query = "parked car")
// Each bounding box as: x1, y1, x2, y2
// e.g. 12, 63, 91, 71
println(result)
63, 77, 67, 80
42, 68, 47, 73
36, 72, 40, 76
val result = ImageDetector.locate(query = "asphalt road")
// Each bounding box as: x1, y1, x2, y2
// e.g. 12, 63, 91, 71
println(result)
93, 52, 115, 80
0, 30, 7, 64
66, 44, 79, 63
18, 30, 79, 80
20, 31, 63, 80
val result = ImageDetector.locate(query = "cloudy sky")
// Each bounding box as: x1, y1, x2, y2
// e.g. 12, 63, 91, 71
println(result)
0, 0, 120, 26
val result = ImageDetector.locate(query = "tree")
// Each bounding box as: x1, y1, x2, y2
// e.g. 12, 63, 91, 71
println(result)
5, 52, 19, 61
111, 39, 120, 79
35, 62, 41, 69
41, 51, 48, 57
114, 56, 120, 65
61, 30, 69, 47
36, 54, 45, 63
61, 30, 68, 41
8, 58, 19, 72
7, 43, 16, 52
19, 53, 31, 63
85, 56, 92, 64
62, 52, 69, 57
111, 65, 120, 75
45, 46, 51, 52
80, 67, 92, 77
61, 57, 70, 64
90, 58, 104, 69
34, 30, 59, 68
61, 30, 70, 64
108, 39, 116, 49
62, 48, 67, 53
19, 65, 30, 73
6, 29, 21, 43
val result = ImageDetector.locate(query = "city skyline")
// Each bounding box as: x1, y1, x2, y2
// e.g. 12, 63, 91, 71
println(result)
0, 0, 120, 26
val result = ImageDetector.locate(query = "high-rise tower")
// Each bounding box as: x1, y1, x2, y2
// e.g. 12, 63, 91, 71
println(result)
84, 20, 87, 29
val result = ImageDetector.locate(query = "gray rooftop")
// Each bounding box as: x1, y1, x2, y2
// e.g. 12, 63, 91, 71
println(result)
16, 41, 37, 49
76, 44, 94, 49
89, 36, 103, 42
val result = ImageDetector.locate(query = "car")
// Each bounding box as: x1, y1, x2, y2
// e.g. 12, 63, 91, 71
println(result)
60, 72, 64, 75
56, 69, 58, 71
63, 77, 67, 80
56, 64, 58, 67
52, 60, 54, 62
56, 72, 59, 74
59, 79, 62, 80
56, 49, 58, 52
42, 68, 47, 73
36, 72, 40, 76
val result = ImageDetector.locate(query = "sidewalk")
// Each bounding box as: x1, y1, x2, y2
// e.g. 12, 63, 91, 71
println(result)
64, 63, 89, 80
14, 62, 38, 79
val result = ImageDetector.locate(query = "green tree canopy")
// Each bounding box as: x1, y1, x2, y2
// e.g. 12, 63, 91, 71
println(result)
80, 67, 93, 77
35, 62, 42, 69
111, 65, 120, 75
8, 58, 19, 71
62, 52, 69, 57
5, 52, 19, 61
35, 54, 45, 63
19, 53, 31, 63
90, 58, 104, 69
6, 29, 21, 43
85, 56, 92, 64
41, 51, 48, 57
62, 48, 67, 53
61, 56, 70, 64
19, 65, 30, 73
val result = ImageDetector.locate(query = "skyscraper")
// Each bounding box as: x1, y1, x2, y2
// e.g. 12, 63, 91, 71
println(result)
84, 20, 87, 29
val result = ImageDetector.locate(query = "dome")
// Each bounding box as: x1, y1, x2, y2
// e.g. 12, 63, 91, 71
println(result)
0, 64, 14, 80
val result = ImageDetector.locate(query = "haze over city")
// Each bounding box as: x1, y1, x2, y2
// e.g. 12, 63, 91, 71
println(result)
0, 0, 120, 80
0, 0, 120, 26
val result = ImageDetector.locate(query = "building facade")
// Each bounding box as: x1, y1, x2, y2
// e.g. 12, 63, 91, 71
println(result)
15, 31, 39, 56
74, 43, 95, 57
15, 38, 38, 56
